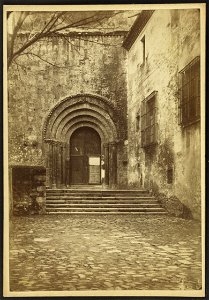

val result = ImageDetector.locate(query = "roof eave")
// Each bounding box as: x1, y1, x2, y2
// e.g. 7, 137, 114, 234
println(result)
122, 10, 154, 51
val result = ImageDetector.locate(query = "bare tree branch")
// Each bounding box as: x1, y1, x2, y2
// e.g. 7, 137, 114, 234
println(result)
43, 12, 67, 34
14, 60, 23, 81
48, 12, 123, 34
20, 51, 70, 68
13, 59, 27, 73
8, 12, 64, 66
8, 12, 29, 66
7, 11, 124, 68
60, 35, 82, 54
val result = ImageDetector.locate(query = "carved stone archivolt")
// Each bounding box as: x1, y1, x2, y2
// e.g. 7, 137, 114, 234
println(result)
43, 94, 119, 188
43, 93, 119, 142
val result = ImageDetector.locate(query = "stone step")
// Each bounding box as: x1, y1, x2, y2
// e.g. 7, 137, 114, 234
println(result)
46, 193, 149, 197
67, 185, 103, 188
45, 189, 166, 215
46, 195, 151, 199
46, 207, 165, 212
46, 193, 150, 199
46, 199, 159, 205
46, 201, 159, 205
46, 211, 167, 215
46, 190, 148, 194
46, 203, 161, 207
46, 196, 154, 200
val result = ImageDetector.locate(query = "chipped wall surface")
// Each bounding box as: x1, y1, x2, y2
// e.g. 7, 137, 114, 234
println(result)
8, 33, 128, 178
127, 10, 201, 219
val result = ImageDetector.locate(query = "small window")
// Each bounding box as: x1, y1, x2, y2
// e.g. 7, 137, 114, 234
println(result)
136, 112, 140, 131
141, 91, 158, 148
167, 167, 173, 184
178, 57, 200, 126
141, 36, 145, 64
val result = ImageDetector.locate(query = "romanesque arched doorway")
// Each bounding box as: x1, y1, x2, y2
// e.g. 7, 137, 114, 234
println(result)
43, 94, 121, 189
70, 127, 101, 185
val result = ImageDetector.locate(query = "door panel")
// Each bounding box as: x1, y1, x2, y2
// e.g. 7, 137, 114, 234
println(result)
89, 156, 101, 184
70, 127, 101, 185
70, 156, 84, 184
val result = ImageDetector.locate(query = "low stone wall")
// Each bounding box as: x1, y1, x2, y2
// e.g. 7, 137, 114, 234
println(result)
155, 192, 193, 219
12, 166, 46, 215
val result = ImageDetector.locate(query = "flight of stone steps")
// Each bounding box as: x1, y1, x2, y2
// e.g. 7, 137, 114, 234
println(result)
45, 186, 167, 215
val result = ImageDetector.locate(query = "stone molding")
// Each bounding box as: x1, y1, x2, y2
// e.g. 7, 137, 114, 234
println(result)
43, 93, 120, 141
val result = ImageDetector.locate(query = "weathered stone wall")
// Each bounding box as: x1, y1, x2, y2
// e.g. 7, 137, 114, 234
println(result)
8, 32, 128, 187
117, 141, 128, 188
12, 166, 46, 215
126, 9, 201, 219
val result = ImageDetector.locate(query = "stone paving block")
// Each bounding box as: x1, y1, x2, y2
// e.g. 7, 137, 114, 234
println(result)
9, 215, 202, 291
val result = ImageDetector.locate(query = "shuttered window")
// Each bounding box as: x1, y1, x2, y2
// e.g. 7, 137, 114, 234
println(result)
141, 91, 158, 148
178, 57, 200, 126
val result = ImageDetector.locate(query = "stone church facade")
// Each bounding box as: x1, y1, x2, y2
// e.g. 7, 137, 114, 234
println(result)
8, 9, 202, 219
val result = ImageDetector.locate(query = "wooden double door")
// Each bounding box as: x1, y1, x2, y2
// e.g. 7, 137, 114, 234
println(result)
70, 127, 101, 185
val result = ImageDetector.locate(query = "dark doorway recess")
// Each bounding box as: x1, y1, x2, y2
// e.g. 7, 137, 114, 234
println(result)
70, 127, 101, 185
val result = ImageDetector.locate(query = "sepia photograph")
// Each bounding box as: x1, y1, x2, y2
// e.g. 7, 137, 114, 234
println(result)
3, 3, 205, 297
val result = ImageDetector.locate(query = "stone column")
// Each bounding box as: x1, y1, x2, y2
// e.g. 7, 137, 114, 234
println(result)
45, 139, 64, 189
60, 144, 63, 187
56, 142, 62, 188
44, 141, 50, 188
104, 143, 109, 186
48, 141, 53, 188
52, 142, 57, 188
65, 144, 70, 187
62, 143, 67, 187
109, 142, 117, 188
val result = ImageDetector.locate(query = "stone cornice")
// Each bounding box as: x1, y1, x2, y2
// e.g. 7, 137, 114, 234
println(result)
53, 31, 128, 37
122, 10, 154, 51
16, 30, 128, 38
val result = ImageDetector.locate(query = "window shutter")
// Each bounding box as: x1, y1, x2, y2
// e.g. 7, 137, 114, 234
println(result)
141, 99, 146, 146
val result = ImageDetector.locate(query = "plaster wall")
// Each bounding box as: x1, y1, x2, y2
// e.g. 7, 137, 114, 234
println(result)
127, 9, 201, 218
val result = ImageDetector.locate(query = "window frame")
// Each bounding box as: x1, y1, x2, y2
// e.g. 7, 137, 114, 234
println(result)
178, 56, 200, 127
141, 91, 158, 149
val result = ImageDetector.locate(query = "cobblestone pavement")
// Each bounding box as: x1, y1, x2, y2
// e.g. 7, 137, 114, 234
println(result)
9, 215, 202, 291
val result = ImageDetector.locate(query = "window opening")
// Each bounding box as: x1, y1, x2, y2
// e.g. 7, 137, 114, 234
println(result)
141, 36, 145, 64
141, 91, 158, 148
167, 167, 174, 184
178, 56, 200, 126
136, 112, 140, 131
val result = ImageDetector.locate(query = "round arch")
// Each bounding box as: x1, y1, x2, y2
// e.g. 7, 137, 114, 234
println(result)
43, 94, 119, 188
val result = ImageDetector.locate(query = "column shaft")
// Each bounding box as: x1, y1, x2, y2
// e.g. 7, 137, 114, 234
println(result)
109, 142, 117, 187
104, 143, 109, 186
